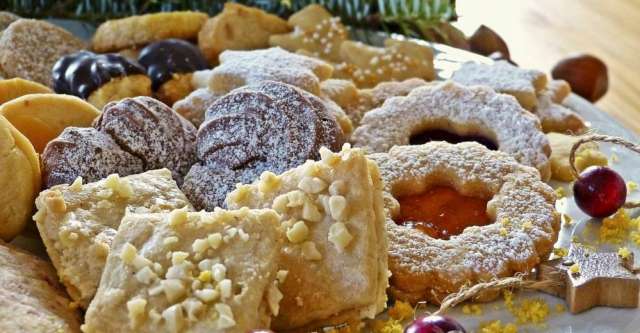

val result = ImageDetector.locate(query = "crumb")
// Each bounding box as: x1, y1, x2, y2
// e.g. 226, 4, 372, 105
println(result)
478, 320, 518, 333
387, 300, 414, 321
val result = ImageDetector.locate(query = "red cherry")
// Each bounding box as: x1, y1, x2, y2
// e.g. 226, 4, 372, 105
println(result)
404, 315, 466, 333
573, 166, 626, 218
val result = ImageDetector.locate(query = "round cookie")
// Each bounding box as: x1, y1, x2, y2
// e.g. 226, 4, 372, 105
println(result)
52, 51, 152, 109
92, 11, 208, 53
352, 81, 552, 180
138, 39, 209, 105
183, 80, 344, 210
0, 94, 100, 153
0, 12, 20, 32
0, 78, 52, 104
0, 19, 85, 87
0, 114, 40, 240
42, 127, 144, 188
368, 142, 559, 304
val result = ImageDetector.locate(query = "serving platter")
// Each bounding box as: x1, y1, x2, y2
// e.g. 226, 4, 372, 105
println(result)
10, 19, 640, 333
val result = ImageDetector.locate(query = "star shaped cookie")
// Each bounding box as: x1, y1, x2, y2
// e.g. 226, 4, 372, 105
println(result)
537, 244, 640, 313
208, 47, 333, 95
534, 80, 587, 134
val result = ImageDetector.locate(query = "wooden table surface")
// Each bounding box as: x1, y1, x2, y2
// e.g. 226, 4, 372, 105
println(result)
455, 0, 640, 135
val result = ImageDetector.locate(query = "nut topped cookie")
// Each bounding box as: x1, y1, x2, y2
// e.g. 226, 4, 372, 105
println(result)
0, 19, 85, 87
208, 47, 333, 95
352, 81, 552, 180
83, 208, 283, 333
34, 169, 194, 308
226, 145, 388, 331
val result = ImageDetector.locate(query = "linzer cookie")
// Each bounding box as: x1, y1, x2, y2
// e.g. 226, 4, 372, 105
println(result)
451, 60, 547, 110
0, 19, 85, 87
183, 80, 344, 210
52, 51, 152, 109
208, 47, 333, 95
42, 96, 197, 187
92, 11, 208, 52
535, 80, 587, 134
138, 39, 209, 105
368, 142, 559, 304
352, 81, 552, 180
198, 2, 290, 64
226, 145, 388, 331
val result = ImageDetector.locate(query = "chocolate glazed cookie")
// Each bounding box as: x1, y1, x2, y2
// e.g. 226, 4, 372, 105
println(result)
183, 80, 344, 210
42, 96, 197, 188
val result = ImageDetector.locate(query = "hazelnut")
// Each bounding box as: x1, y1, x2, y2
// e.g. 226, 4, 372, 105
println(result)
468, 25, 510, 60
551, 54, 608, 102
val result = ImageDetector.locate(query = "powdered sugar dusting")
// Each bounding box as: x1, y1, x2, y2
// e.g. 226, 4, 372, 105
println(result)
172, 88, 222, 126
352, 81, 551, 180
534, 80, 586, 134
368, 142, 559, 302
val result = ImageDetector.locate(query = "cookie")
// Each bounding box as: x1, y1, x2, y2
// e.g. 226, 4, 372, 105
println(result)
548, 133, 608, 182
92, 11, 208, 52
352, 81, 552, 180
42, 96, 197, 188
83, 208, 283, 333
0, 12, 20, 32
226, 145, 388, 331
535, 80, 587, 134
208, 47, 333, 95
451, 60, 547, 110
0, 19, 85, 87
53, 51, 152, 109
138, 39, 209, 105
183, 80, 344, 210
172, 88, 222, 127
0, 115, 40, 240
198, 3, 290, 64
0, 241, 81, 332
321, 78, 428, 126
334, 39, 436, 88
0, 94, 100, 152
34, 169, 193, 308
0, 78, 52, 104
269, 4, 348, 63
368, 142, 559, 304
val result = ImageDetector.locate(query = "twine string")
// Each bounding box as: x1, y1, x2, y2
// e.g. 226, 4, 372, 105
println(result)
568, 134, 640, 209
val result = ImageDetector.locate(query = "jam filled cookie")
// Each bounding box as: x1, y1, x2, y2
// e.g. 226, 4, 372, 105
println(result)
352, 81, 552, 180
0, 241, 81, 332
535, 80, 587, 134
42, 96, 197, 188
92, 11, 208, 53
226, 145, 388, 331
269, 4, 348, 63
198, 3, 290, 64
35, 169, 193, 308
53, 51, 152, 109
138, 39, 209, 105
0, 94, 100, 152
83, 208, 283, 333
452, 60, 547, 110
0, 19, 85, 87
0, 78, 52, 104
368, 142, 559, 304
208, 47, 333, 95
0, 115, 40, 241
183, 80, 344, 210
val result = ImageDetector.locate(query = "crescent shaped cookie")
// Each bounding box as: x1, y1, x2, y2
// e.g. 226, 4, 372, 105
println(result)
0, 78, 52, 104
352, 81, 552, 180
0, 115, 40, 241
0, 94, 100, 153
368, 142, 559, 304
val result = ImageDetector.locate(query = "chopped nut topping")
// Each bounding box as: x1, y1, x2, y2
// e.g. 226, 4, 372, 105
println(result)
272, 194, 289, 213
286, 190, 305, 207
126, 298, 147, 328
198, 270, 212, 283
132, 255, 152, 270
162, 279, 187, 303
212, 263, 227, 282
194, 288, 219, 303
328, 222, 353, 251
169, 208, 188, 227
259, 171, 282, 193
227, 184, 251, 205
219, 279, 232, 299
69, 176, 83, 191
45, 191, 67, 213
207, 233, 222, 249
328, 195, 347, 220
135, 266, 157, 285
163, 236, 179, 247
171, 251, 189, 265
329, 180, 346, 196
267, 281, 284, 316
286, 221, 309, 243
298, 176, 328, 194
120, 243, 138, 264
319, 147, 340, 166
162, 304, 184, 333
104, 174, 134, 198
302, 200, 323, 222
238, 228, 250, 242
214, 303, 236, 329
301, 241, 322, 261
192, 238, 209, 253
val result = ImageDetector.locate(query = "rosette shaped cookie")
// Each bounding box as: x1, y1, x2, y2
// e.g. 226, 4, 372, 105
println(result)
183, 81, 344, 210
42, 97, 197, 188
369, 142, 559, 304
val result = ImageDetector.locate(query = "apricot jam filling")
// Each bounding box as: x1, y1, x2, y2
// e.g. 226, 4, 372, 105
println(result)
394, 186, 492, 240
409, 129, 498, 150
